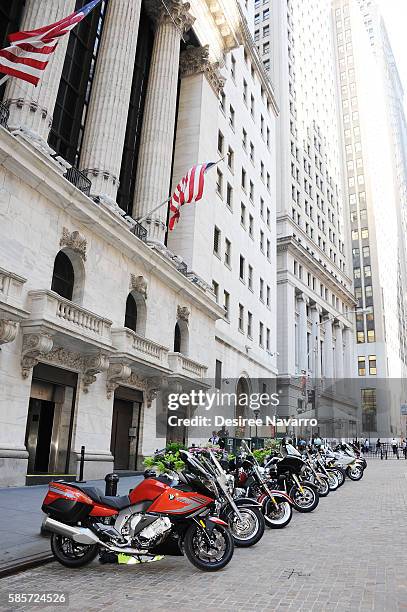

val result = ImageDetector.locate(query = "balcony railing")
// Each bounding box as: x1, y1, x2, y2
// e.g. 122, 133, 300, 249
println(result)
111, 328, 169, 368
27, 290, 112, 343
0, 101, 9, 128
168, 352, 208, 379
64, 167, 92, 197
130, 220, 147, 242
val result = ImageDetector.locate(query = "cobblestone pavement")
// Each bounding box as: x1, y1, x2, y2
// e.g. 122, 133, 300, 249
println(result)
1, 461, 406, 612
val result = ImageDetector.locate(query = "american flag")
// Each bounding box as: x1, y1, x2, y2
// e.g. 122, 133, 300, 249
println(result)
0, 0, 102, 86
169, 162, 216, 231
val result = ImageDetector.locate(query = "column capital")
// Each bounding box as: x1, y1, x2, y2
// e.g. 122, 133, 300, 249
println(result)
311, 303, 322, 314
296, 291, 309, 304
334, 321, 344, 330
180, 45, 226, 95
148, 0, 194, 32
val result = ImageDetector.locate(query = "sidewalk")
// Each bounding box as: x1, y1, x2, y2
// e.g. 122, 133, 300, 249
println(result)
0, 475, 143, 575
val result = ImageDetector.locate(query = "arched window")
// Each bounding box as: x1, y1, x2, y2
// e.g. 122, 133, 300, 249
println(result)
124, 291, 147, 336
51, 251, 75, 300
125, 294, 138, 333
174, 322, 181, 352
173, 319, 189, 354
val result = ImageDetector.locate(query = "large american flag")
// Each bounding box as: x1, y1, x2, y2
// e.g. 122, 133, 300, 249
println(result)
169, 162, 216, 231
0, 0, 102, 86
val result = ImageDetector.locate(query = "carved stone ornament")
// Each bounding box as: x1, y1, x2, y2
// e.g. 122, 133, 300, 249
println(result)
126, 372, 164, 408
130, 274, 148, 299
45, 347, 86, 371
106, 363, 132, 399
177, 305, 190, 322
82, 354, 110, 393
21, 333, 54, 378
60, 227, 87, 261
0, 320, 18, 346
147, 0, 195, 32
180, 45, 226, 95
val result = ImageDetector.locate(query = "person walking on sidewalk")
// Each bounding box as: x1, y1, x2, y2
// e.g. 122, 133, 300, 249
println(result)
376, 438, 381, 455
391, 437, 399, 458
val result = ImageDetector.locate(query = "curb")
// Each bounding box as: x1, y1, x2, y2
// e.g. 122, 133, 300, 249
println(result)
0, 553, 54, 579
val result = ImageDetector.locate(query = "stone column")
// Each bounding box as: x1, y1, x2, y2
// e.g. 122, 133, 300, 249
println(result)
132, 0, 194, 242
297, 293, 308, 373
311, 304, 322, 379
343, 326, 353, 378
4, 0, 76, 141
335, 322, 344, 380
80, 0, 142, 204
323, 316, 334, 379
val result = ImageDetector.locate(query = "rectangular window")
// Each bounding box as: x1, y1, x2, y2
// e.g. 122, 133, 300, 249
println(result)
215, 359, 222, 389
216, 169, 223, 196
361, 388, 377, 431
260, 278, 264, 301
229, 105, 235, 128
240, 203, 246, 227
249, 181, 254, 201
249, 214, 254, 237
241, 168, 246, 190
223, 291, 230, 319
212, 280, 219, 302
224, 238, 231, 267
266, 239, 271, 260
230, 54, 235, 80
238, 304, 244, 331
217, 130, 224, 154
226, 183, 233, 208
260, 230, 264, 252
239, 255, 245, 281
242, 128, 247, 149
358, 356, 366, 376
213, 226, 220, 254
266, 328, 270, 351
227, 146, 234, 171
266, 285, 270, 308
367, 330, 375, 343
248, 265, 253, 290
357, 331, 365, 344
259, 322, 264, 347
368, 355, 377, 375
247, 312, 253, 338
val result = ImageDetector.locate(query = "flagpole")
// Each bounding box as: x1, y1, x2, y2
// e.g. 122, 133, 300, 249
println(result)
136, 155, 227, 224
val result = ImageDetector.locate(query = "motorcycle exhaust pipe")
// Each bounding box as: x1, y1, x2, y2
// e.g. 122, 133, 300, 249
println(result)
43, 517, 100, 546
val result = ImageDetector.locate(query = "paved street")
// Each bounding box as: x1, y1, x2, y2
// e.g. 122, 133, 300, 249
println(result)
0, 461, 406, 612
0, 476, 142, 572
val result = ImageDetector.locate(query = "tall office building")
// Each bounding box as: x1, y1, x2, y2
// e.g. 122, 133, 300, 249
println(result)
333, 0, 407, 437
254, 0, 358, 439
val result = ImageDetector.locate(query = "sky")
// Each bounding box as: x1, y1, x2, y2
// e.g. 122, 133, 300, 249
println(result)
377, 0, 407, 105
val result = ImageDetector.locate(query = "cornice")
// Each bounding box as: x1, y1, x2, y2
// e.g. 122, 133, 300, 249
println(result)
0, 127, 224, 323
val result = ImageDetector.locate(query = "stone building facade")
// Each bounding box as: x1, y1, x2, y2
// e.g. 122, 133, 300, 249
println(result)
0, 0, 278, 486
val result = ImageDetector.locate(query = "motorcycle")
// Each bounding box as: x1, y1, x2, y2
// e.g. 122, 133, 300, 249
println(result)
300, 451, 330, 497
181, 449, 265, 547
42, 467, 234, 572
264, 442, 320, 513
332, 443, 365, 481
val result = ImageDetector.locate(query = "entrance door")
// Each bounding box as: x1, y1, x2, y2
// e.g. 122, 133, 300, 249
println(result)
111, 399, 133, 470
25, 398, 55, 473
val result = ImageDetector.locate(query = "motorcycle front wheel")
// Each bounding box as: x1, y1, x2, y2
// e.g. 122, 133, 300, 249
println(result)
183, 523, 234, 571
50, 533, 99, 568
327, 471, 339, 490
315, 475, 329, 497
346, 465, 364, 481
289, 483, 319, 513
225, 506, 265, 547
331, 467, 346, 486
263, 498, 292, 529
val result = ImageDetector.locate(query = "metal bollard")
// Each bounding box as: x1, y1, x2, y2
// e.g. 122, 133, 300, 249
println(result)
78, 445, 85, 482
105, 473, 119, 496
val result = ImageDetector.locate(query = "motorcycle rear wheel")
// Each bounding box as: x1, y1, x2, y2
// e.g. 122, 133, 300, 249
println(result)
50, 533, 99, 568
315, 475, 329, 497
331, 467, 346, 486
327, 471, 339, 490
346, 465, 364, 481
183, 523, 234, 571
263, 499, 292, 529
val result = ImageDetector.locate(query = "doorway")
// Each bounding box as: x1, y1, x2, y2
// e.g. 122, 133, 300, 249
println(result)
110, 387, 143, 470
26, 399, 55, 473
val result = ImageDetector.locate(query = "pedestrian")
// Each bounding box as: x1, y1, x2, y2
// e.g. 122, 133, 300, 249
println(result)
376, 438, 381, 455
314, 435, 322, 448
402, 438, 407, 459
208, 430, 219, 445
391, 437, 399, 458
364, 438, 369, 454
217, 425, 229, 449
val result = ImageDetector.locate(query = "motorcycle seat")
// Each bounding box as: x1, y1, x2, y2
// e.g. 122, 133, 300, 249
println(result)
73, 485, 131, 510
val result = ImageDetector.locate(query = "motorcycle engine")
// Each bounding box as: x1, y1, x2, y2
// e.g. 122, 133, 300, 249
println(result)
126, 515, 172, 548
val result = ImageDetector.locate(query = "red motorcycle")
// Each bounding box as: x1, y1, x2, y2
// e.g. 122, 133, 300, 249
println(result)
42, 475, 234, 571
